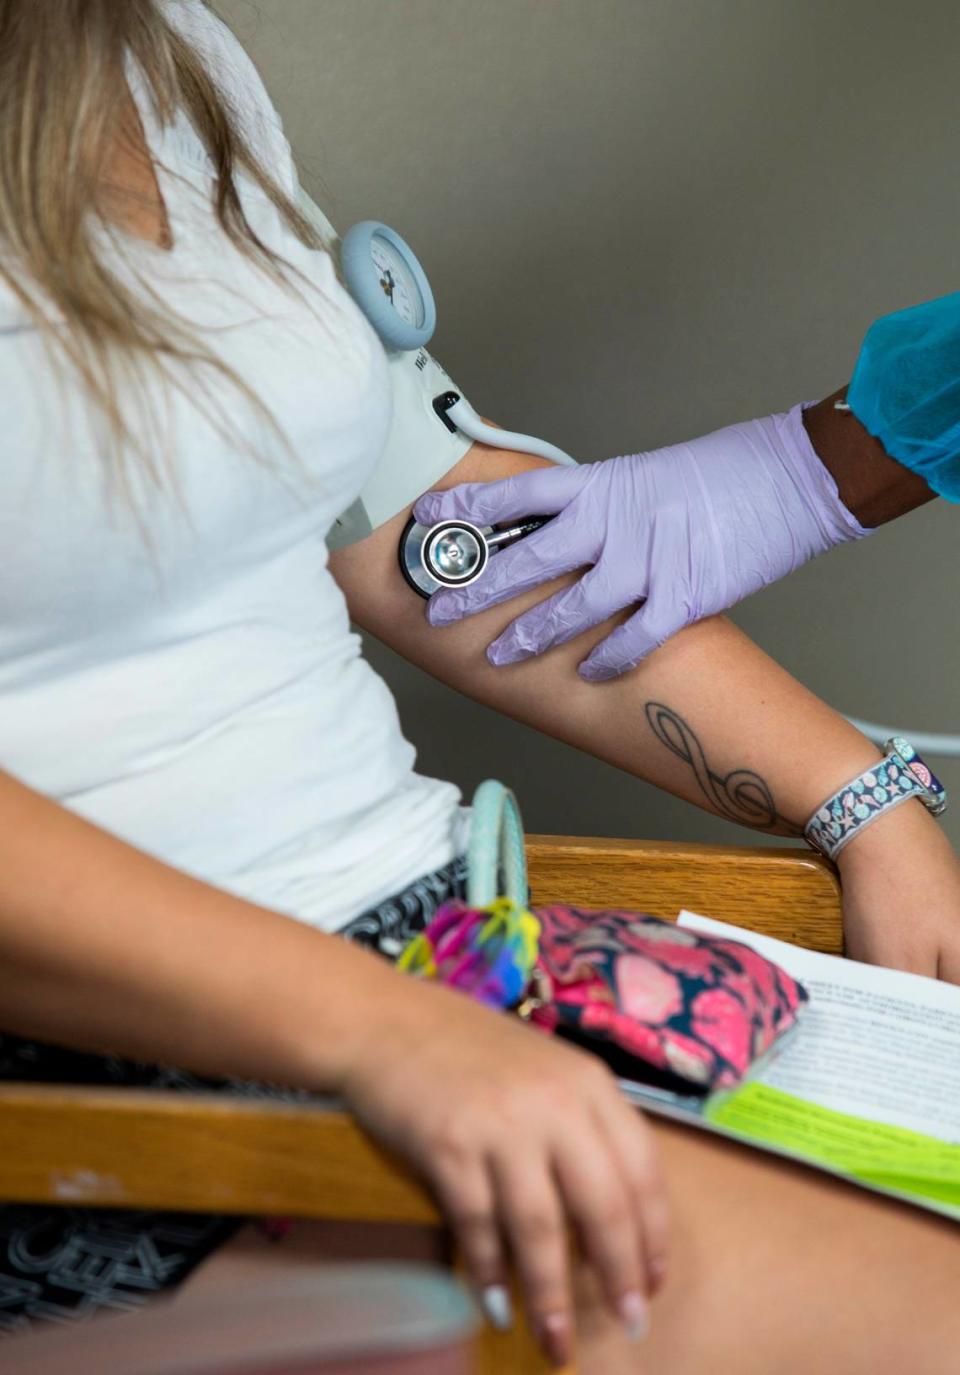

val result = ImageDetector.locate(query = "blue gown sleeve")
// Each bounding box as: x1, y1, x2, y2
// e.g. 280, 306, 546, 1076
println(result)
847, 291, 960, 501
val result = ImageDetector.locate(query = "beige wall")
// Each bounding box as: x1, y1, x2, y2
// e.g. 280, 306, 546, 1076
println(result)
220, 0, 960, 847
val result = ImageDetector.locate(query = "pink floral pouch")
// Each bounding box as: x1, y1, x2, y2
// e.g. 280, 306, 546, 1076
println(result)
526, 905, 807, 1092
401, 899, 807, 1093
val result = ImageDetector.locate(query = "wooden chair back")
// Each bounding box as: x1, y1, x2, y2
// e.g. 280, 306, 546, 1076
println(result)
527, 835, 841, 952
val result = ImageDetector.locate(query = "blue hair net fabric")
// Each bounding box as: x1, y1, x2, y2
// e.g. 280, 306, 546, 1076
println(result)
847, 292, 960, 501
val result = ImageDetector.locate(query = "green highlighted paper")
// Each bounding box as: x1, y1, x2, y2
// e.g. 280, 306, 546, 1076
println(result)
707, 1083, 960, 1217
619, 912, 960, 1223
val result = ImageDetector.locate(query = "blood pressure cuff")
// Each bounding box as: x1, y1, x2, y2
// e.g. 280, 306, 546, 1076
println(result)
847, 291, 960, 502
328, 345, 474, 548
296, 190, 474, 549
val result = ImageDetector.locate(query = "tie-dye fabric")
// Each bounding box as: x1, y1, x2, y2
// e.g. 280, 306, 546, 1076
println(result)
398, 896, 539, 1009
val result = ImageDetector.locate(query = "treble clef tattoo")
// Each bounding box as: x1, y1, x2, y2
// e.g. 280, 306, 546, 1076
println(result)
644, 702, 798, 833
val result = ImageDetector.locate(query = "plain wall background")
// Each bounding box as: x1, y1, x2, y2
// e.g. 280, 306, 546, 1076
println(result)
219, 0, 960, 847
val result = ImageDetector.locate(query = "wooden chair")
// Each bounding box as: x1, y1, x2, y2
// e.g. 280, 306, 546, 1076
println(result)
0, 836, 841, 1374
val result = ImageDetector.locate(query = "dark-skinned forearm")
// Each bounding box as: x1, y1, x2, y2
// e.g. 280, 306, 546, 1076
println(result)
803, 387, 935, 527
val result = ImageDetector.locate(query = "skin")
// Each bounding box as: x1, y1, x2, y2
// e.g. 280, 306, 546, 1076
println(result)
8, 91, 955, 1372
803, 389, 936, 527
97, 90, 175, 248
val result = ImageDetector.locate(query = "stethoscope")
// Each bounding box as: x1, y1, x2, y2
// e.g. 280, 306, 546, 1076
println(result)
340, 220, 577, 599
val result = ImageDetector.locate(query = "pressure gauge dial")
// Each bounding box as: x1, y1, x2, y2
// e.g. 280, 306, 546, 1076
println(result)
340, 220, 437, 352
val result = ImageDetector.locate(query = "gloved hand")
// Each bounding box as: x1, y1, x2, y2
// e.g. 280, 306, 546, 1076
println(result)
413, 403, 871, 680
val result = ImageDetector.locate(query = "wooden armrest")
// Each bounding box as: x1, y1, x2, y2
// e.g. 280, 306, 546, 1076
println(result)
0, 837, 842, 1375
527, 834, 843, 953
0, 1084, 437, 1221
0, 1089, 542, 1371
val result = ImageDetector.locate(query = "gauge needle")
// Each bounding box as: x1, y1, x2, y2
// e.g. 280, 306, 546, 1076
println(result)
380, 269, 396, 302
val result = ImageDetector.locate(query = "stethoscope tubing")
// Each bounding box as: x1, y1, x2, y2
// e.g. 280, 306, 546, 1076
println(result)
443, 395, 577, 468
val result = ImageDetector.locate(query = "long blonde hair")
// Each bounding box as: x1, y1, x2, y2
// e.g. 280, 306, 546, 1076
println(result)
0, 0, 325, 490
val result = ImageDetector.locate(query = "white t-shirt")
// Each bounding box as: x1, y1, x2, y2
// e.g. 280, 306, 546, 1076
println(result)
0, 0, 464, 931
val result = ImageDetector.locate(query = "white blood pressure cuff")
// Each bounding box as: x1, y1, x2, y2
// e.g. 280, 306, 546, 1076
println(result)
328, 346, 473, 549
296, 190, 473, 551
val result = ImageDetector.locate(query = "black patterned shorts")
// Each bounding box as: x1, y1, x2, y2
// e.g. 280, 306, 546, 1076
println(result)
0, 855, 467, 1335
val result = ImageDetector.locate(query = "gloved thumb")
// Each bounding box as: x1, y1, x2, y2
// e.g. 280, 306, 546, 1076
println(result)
578, 594, 688, 681
414, 463, 587, 529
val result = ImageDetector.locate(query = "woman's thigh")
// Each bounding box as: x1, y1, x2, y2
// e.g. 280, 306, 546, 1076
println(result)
187, 1118, 960, 1375
576, 1118, 960, 1374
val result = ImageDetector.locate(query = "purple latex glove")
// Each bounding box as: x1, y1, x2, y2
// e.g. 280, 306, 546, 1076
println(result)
413, 403, 871, 680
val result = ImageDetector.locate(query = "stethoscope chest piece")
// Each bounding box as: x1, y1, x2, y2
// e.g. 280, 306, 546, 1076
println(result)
400, 513, 553, 600
399, 516, 493, 598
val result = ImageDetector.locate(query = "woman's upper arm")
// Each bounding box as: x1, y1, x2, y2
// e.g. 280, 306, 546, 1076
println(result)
328, 441, 557, 684
328, 442, 630, 781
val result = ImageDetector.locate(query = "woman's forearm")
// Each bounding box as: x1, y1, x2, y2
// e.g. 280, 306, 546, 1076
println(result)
469, 611, 881, 838
0, 768, 399, 1085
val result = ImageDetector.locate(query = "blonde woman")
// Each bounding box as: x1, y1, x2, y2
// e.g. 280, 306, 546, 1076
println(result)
0, 2, 958, 1369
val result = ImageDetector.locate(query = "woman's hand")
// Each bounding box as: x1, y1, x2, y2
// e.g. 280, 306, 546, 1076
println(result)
338, 972, 667, 1366
838, 800, 960, 983
413, 404, 869, 680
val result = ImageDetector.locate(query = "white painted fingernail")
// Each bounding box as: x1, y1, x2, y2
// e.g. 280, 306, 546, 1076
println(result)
481, 1284, 513, 1331
619, 1290, 649, 1342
